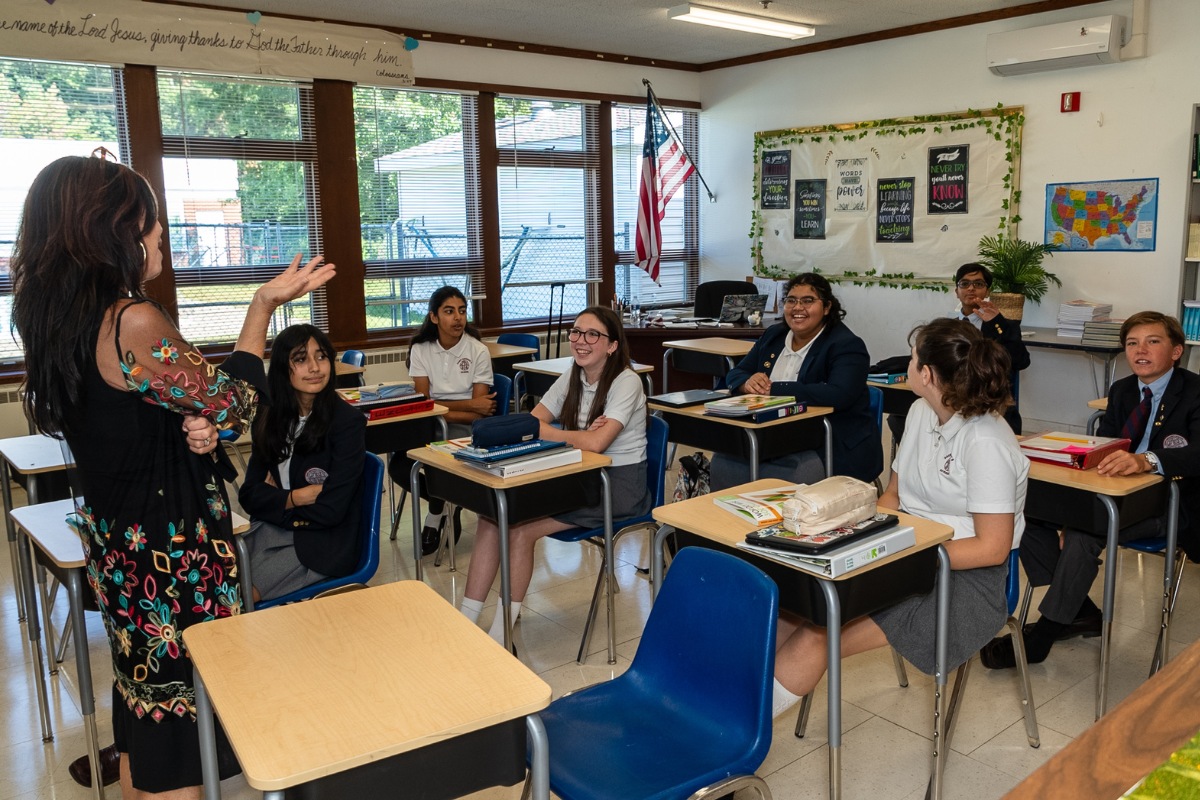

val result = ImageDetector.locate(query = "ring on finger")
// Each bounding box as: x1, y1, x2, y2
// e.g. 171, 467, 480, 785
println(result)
203, 437, 211, 446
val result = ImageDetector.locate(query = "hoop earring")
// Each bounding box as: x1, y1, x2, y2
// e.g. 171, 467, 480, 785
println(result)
139, 241, 148, 262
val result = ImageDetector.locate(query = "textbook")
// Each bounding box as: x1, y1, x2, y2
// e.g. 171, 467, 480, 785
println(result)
337, 384, 430, 420
1019, 432, 1131, 469
460, 446, 582, 478
741, 402, 806, 424
744, 512, 900, 554
360, 398, 434, 421
867, 373, 908, 384
703, 394, 797, 417
452, 438, 568, 464
737, 524, 916, 577
713, 485, 802, 527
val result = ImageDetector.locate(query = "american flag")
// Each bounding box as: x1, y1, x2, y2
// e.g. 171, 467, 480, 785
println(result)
635, 95, 694, 284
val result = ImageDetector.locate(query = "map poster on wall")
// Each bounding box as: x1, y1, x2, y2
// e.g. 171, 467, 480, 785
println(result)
928, 145, 969, 214
794, 179, 827, 240
1044, 178, 1159, 252
835, 158, 868, 212
876, 177, 915, 243
761, 151, 792, 210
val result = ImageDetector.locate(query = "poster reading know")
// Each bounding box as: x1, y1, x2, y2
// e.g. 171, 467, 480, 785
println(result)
928, 145, 969, 214
876, 178, 914, 243
794, 180, 827, 240
761, 150, 792, 210
835, 158, 868, 213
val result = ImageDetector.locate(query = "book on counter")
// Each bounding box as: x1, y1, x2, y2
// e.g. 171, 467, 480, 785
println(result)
337, 384, 432, 420
867, 373, 908, 384
459, 445, 582, 478
452, 438, 568, 464
713, 484, 802, 526
703, 394, 798, 417
1019, 432, 1131, 469
737, 523, 916, 577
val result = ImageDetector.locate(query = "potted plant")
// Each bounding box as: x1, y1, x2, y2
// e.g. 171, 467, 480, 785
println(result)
976, 235, 1062, 320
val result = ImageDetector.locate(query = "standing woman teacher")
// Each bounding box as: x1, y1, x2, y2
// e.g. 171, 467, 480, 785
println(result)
12, 154, 334, 798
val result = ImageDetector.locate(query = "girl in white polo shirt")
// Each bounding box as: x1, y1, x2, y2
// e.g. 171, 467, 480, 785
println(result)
393, 286, 495, 554
459, 306, 651, 643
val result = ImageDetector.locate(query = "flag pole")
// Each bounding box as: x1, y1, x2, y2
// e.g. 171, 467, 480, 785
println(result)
642, 78, 716, 202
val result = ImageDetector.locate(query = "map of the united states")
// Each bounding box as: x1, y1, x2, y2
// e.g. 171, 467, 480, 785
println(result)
1047, 183, 1152, 248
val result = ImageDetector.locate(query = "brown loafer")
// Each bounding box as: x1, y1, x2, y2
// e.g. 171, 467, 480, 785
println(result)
68, 743, 121, 788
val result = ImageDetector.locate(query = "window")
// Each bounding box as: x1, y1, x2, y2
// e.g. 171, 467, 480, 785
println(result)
158, 71, 323, 345
611, 102, 699, 308
0, 57, 127, 361
354, 86, 481, 331
495, 98, 601, 323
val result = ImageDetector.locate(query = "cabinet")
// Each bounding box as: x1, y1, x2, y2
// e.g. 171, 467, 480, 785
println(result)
1180, 105, 1200, 367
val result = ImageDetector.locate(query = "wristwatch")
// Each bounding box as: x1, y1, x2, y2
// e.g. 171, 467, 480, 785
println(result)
1143, 451, 1160, 473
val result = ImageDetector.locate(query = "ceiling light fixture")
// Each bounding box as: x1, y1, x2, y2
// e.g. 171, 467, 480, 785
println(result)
667, 3, 816, 40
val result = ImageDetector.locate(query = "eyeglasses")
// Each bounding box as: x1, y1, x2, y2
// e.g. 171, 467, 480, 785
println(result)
782, 296, 820, 308
567, 328, 610, 344
957, 280, 988, 290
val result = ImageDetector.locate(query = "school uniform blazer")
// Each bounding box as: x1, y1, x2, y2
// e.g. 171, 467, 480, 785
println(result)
239, 400, 367, 577
725, 321, 882, 484
978, 312, 1031, 372
1098, 367, 1200, 560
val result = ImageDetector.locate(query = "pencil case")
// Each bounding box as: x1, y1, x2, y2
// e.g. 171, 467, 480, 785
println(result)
781, 476, 877, 535
471, 413, 540, 449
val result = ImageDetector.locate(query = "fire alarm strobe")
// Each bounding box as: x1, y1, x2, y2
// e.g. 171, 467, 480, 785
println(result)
1061, 92, 1082, 113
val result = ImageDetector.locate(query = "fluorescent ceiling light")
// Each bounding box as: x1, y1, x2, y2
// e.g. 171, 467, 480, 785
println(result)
667, 3, 816, 40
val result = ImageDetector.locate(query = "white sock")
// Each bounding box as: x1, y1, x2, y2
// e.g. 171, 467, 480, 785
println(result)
488, 601, 523, 643
423, 511, 445, 529
773, 677, 802, 718
460, 596, 484, 624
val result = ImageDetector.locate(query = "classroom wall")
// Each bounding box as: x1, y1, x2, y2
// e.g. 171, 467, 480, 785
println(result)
697, 0, 1199, 428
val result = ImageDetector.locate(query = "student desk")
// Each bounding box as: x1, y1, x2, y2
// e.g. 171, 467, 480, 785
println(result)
484, 340, 539, 360
660, 336, 753, 393
1024, 460, 1180, 719
359, 404, 449, 538
649, 479, 954, 800
1022, 327, 1123, 396
625, 325, 761, 391
333, 360, 365, 389
648, 400, 835, 480
1006, 637, 1200, 799
189, 580, 553, 800
513, 356, 655, 408
406, 447, 615, 660
1, 433, 71, 622
866, 379, 918, 418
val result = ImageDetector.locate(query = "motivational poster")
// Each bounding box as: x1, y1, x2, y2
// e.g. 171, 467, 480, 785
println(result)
793, 179, 827, 240
928, 145, 969, 214
760, 150, 791, 210
876, 177, 914, 243
834, 157, 868, 212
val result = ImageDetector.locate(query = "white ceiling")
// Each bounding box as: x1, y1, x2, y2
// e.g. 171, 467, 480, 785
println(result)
204, 0, 1108, 66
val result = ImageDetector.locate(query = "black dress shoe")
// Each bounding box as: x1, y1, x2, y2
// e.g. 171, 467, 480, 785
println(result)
420, 519, 444, 556
979, 635, 1018, 670
68, 743, 121, 788
1022, 610, 1102, 642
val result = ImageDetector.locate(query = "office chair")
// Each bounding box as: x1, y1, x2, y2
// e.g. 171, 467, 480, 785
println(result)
525, 547, 777, 800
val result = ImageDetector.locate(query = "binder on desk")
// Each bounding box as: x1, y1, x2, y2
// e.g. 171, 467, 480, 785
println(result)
738, 524, 916, 577
1019, 432, 1131, 469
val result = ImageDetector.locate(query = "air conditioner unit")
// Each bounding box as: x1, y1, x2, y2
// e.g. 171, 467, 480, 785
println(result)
987, 15, 1125, 76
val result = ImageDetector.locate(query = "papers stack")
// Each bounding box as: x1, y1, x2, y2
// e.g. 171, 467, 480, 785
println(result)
1057, 300, 1114, 339
1081, 319, 1124, 347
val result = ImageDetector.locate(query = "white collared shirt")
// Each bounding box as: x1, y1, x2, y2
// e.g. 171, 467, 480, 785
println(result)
408, 335, 493, 400
769, 328, 823, 383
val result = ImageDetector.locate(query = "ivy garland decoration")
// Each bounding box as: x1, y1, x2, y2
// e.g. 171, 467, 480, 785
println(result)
750, 103, 1024, 294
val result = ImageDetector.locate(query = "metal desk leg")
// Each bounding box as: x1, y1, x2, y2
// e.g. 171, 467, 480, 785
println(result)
651, 525, 673, 603
411, 461, 424, 581
599, 469, 616, 665
18, 533, 53, 741
1097, 494, 1119, 719
195, 672, 222, 800
1152, 482, 1180, 674
662, 348, 673, 394
744, 431, 760, 481
817, 580, 842, 800
496, 490, 514, 653
930, 545, 952, 800
4, 460, 27, 621
526, 714, 550, 800
822, 418, 834, 477
233, 534, 255, 613
67, 571, 105, 800
35, 562, 58, 675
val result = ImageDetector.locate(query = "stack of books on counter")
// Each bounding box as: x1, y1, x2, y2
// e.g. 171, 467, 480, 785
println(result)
703, 394, 806, 423
713, 484, 802, 526
443, 437, 583, 478
1019, 432, 1130, 469
1081, 318, 1124, 347
1183, 300, 1200, 343
1056, 299, 1113, 338
337, 384, 432, 420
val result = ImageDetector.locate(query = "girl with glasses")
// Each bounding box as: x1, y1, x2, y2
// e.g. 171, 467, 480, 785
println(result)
459, 306, 651, 643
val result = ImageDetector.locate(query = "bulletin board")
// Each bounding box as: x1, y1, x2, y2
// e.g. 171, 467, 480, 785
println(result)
751, 106, 1024, 286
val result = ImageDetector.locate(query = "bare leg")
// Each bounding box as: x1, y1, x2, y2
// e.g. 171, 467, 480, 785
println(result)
463, 516, 572, 604
775, 612, 891, 696
120, 753, 201, 800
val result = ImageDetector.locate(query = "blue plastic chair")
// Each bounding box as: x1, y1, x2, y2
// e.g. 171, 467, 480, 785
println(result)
530, 547, 777, 800
340, 349, 366, 368
549, 415, 669, 664
497, 332, 541, 359
256, 452, 385, 609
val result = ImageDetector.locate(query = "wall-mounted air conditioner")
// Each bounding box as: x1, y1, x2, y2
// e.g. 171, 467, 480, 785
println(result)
987, 15, 1125, 76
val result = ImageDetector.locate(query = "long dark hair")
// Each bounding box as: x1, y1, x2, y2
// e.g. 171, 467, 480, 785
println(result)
784, 272, 846, 328
560, 306, 632, 430
252, 325, 339, 465
910, 318, 1011, 418
406, 285, 481, 367
12, 155, 159, 437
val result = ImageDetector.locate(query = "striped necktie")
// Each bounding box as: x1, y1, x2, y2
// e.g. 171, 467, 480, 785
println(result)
1120, 387, 1154, 451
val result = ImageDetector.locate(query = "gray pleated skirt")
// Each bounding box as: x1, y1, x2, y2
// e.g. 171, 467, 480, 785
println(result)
870, 561, 1008, 675
552, 462, 651, 530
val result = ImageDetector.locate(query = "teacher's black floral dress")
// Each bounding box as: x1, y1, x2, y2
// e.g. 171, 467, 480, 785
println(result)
64, 300, 262, 792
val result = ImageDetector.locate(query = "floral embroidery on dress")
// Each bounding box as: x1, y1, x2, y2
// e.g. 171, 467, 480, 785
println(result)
152, 339, 179, 363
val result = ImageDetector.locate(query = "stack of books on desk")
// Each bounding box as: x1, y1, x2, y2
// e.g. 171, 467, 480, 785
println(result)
867, 373, 907, 384
738, 523, 915, 577
1020, 432, 1131, 469
1057, 300, 1113, 338
337, 384, 432, 420
703, 394, 805, 423
451, 438, 582, 478
1081, 319, 1125, 347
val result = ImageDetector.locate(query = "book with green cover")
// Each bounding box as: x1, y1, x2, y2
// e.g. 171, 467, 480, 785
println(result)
704, 394, 797, 417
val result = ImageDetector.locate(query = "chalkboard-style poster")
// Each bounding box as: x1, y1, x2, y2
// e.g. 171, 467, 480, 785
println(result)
876, 177, 914, 243
761, 151, 792, 209
835, 158, 868, 212
794, 180, 827, 239
928, 145, 969, 214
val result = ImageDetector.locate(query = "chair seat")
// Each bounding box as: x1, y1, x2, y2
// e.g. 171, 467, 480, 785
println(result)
550, 511, 654, 544
1122, 536, 1168, 554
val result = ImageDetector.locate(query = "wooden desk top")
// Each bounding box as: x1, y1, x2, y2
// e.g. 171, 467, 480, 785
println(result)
867, 380, 915, 393
0, 434, 70, 475
407, 446, 611, 490
366, 403, 448, 427
485, 341, 539, 359
185, 581, 551, 791
1088, 397, 1109, 410
647, 401, 834, 430
513, 356, 654, 377
653, 478, 952, 581
334, 361, 364, 376
661, 337, 753, 358
1027, 459, 1162, 496
1005, 638, 1200, 799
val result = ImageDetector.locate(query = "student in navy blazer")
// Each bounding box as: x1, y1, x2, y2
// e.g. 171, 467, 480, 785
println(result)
717, 273, 882, 488
239, 325, 366, 602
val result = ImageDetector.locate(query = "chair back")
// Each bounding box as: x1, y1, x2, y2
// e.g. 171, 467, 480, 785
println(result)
694, 280, 758, 319
631, 547, 778, 761
340, 349, 366, 368
491, 374, 513, 417
497, 332, 541, 360
867, 385, 883, 437
1005, 548, 1022, 616
646, 415, 669, 508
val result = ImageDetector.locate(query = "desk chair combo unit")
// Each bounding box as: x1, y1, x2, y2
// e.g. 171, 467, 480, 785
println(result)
661, 279, 759, 391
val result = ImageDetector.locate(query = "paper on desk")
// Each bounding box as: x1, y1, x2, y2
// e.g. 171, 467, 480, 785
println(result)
752, 277, 780, 313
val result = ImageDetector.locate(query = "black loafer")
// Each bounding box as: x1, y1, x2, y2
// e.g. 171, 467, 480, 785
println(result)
68, 743, 121, 787
979, 635, 1017, 670
1022, 610, 1102, 642
420, 520, 444, 556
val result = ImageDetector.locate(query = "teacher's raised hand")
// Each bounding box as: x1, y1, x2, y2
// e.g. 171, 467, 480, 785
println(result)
254, 253, 337, 309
